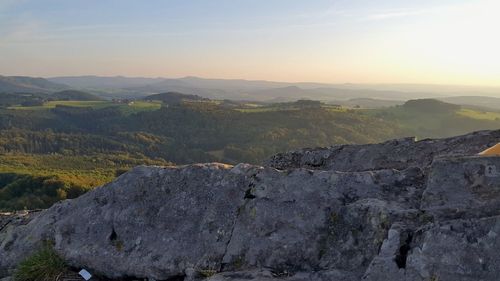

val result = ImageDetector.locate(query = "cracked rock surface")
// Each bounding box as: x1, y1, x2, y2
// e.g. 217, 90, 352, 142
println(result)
265, 129, 500, 172
2, 130, 500, 280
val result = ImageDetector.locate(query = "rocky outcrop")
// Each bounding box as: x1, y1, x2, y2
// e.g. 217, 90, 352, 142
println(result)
1, 130, 500, 280
0, 211, 40, 234
265, 130, 500, 172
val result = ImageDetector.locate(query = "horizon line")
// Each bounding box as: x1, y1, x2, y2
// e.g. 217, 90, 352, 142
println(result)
2, 74, 500, 89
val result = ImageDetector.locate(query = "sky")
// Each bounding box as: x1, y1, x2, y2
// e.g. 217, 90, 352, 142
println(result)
0, 0, 499, 86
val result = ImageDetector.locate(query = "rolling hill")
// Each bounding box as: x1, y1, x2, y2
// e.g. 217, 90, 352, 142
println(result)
439, 96, 500, 111
0, 97, 500, 210
0, 76, 68, 93
37, 76, 500, 107
50, 90, 103, 101
48, 75, 165, 89
144, 92, 207, 104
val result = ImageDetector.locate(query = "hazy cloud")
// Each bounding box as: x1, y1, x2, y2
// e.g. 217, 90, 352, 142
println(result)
0, 20, 44, 46
366, 9, 429, 21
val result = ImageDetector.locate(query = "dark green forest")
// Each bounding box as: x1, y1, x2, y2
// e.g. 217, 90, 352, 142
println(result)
1, 93, 500, 211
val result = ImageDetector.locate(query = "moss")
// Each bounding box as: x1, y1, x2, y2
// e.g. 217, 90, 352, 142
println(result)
197, 268, 218, 278
378, 212, 389, 227
113, 240, 124, 251
329, 212, 338, 223
14, 243, 67, 281
249, 207, 257, 219
232, 255, 245, 270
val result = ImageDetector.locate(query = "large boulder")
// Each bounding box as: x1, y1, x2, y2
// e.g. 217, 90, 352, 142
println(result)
221, 166, 424, 279
0, 164, 424, 280
1, 164, 247, 279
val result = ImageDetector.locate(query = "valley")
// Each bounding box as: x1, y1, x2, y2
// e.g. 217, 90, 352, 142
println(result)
1, 76, 500, 211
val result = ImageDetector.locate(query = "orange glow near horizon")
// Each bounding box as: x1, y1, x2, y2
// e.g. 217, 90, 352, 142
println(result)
0, 0, 499, 87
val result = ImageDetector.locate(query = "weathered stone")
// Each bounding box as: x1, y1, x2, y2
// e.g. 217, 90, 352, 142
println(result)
365, 215, 500, 281
422, 156, 500, 220
0, 164, 423, 280
0, 211, 39, 232
265, 130, 500, 172
222, 167, 424, 277
206, 269, 353, 281
2, 130, 500, 281
1, 164, 249, 279
361, 224, 410, 281
405, 216, 500, 281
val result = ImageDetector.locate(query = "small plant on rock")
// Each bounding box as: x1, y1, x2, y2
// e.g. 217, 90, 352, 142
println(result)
197, 268, 218, 278
14, 242, 68, 281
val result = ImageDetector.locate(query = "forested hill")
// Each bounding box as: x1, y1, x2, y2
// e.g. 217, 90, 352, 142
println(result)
143, 91, 207, 104
50, 90, 103, 101
1, 96, 500, 210
0, 76, 68, 93
2, 97, 500, 165
0, 100, 404, 164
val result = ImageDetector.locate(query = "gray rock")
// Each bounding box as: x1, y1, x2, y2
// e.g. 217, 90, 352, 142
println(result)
365, 215, 500, 281
1, 164, 248, 279
0, 211, 39, 232
2, 130, 500, 281
363, 155, 500, 281
222, 167, 424, 278
265, 130, 500, 172
422, 156, 500, 220
404, 216, 500, 281
0, 164, 424, 280
206, 269, 353, 281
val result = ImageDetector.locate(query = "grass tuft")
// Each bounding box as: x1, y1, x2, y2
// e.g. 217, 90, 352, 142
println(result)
14, 243, 67, 281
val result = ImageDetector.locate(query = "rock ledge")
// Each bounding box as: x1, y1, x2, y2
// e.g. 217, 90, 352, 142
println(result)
2, 131, 500, 281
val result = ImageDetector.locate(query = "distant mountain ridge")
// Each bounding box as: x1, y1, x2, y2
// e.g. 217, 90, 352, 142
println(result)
48, 76, 451, 101
1, 75, 499, 109
49, 75, 500, 94
0, 76, 68, 93
48, 75, 165, 89
439, 96, 500, 111
47, 75, 500, 103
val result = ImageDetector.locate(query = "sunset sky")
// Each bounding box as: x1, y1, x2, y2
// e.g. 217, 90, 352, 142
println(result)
1, 0, 499, 86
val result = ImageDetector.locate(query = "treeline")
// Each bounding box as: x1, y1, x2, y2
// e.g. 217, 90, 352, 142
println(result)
1, 98, 500, 211
3, 99, 497, 166
0, 102, 405, 164
0, 90, 101, 107
0, 99, 410, 211
0, 153, 170, 211
0, 173, 88, 210
0, 129, 126, 154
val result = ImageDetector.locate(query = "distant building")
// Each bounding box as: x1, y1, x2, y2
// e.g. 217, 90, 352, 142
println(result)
112, 98, 131, 104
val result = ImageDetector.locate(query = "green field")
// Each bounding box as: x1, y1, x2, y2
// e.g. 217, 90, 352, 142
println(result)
362, 104, 500, 139
9, 100, 109, 110
457, 108, 500, 121
9, 100, 162, 114
235, 103, 345, 113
